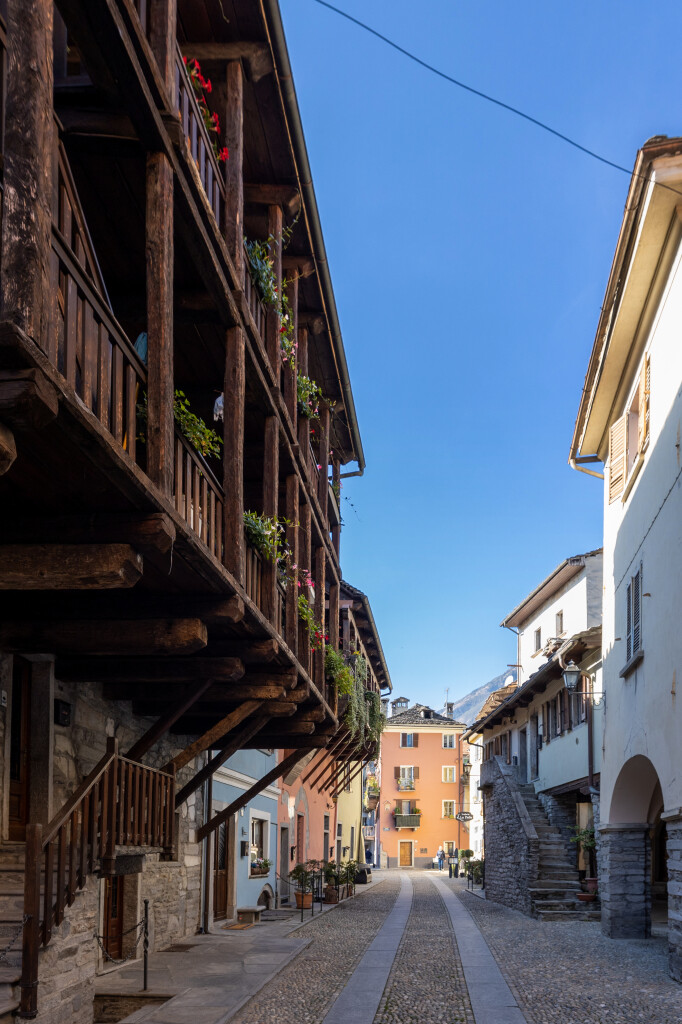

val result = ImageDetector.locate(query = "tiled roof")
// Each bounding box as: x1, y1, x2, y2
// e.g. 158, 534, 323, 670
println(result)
386, 703, 466, 728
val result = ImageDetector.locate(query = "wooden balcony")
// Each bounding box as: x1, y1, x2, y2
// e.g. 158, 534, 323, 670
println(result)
174, 45, 224, 229
173, 430, 224, 561
394, 814, 421, 829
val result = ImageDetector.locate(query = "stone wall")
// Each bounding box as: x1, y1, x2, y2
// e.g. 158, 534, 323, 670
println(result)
480, 756, 539, 915
662, 812, 682, 982
599, 824, 650, 939
34, 880, 99, 1024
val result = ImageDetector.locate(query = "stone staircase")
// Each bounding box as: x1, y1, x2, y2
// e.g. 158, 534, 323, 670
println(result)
0, 843, 27, 1021
519, 785, 600, 922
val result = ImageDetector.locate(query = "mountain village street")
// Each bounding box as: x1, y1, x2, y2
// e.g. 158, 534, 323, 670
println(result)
109, 871, 681, 1024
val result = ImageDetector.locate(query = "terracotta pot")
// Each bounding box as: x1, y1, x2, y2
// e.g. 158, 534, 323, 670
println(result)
585, 877, 598, 893
323, 887, 338, 905
577, 892, 596, 902
295, 891, 312, 909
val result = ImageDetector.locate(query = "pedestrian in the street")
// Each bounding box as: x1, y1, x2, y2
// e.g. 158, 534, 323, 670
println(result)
437, 846, 445, 871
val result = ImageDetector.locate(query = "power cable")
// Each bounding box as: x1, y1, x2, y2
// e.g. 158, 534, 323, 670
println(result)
305, 0, 682, 197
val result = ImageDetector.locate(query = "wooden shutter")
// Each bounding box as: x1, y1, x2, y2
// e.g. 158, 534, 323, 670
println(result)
626, 580, 632, 662
400, 733, 406, 747
632, 566, 642, 655
394, 766, 400, 779
638, 354, 650, 454
544, 703, 550, 744
413, 767, 419, 779
413, 733, 419, 747
609, 414, 627, 503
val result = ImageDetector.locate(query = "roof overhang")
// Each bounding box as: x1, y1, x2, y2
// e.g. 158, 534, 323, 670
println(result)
500, 551, 601, 628
571, 138, 682, 462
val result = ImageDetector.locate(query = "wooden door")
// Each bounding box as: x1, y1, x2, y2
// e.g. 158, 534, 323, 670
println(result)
530, 716, 539, 779
9, 657, 30, 841
103, 876, 124, 961
213, 822, 228, 920
279, 826, 290, 903
399, 841, 412, 867
519, 728, 528, 781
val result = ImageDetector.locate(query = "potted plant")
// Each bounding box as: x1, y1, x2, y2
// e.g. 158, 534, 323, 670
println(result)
289, 862, 315, 909
323, 860, 339, 904
570, 824, 598, 894
250, 857, 271, 877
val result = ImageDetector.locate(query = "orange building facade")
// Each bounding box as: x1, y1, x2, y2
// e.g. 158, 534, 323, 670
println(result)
378, 703, 472, 868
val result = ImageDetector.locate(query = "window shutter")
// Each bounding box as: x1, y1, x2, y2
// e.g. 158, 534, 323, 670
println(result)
544, 703, 550, 744
413, 733, 419, 747
400, 733, 406, 747
413, 767, 419, 779
394, 766, 400, 779
609, 414, 627, 503
638, 354, 650, 454
626, 580, 632, 662
632, 566, 642, 655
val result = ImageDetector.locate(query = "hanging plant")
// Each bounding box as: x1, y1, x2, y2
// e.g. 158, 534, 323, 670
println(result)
324, 646, 354, 696
297, 374, 322, 420
138, 390, 223, 459
243, 511, 292, 566
298, 593, 327, 652
245, 214, 300, 364
183, 57, 228, 162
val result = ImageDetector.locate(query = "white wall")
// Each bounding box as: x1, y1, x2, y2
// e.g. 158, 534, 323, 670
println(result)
600, 231, 682, 821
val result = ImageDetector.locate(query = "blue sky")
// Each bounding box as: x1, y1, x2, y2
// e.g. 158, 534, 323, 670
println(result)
279, 0, 682, 707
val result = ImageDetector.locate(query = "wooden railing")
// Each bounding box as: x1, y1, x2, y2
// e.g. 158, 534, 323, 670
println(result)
174, 46, 224, 228
245, 544, 263, 610
46, 232, 146, 464
131, 0, 153, 40
243, 251, 266, 340
173, 430, 224, 560
21, 739, 174, 1017
276, 580, 286, 637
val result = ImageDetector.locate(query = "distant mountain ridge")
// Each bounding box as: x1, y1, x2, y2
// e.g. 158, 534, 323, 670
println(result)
443, 669, 518, 726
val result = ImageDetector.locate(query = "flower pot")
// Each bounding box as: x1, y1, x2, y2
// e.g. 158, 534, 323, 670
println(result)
295, 892, 312, 909
585, 877, 598, 893
577, 892, 596, 903
323, 886, 338, 905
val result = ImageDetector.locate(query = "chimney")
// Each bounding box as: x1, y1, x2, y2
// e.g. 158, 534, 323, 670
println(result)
446, 702, 454, 720
381, 698, 390, 718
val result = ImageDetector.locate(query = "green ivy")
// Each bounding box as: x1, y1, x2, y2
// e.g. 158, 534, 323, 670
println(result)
298, 593, 326, 652
243, 511, 291, 565
324, 646, 354, 695
297, 373, 322, 420
137, 390, 223, 460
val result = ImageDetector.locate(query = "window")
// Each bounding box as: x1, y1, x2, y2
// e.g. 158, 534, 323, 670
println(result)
443, 841, 456, 856
442, 800, 455, 818
442, 733, 455, 748
534, 628, 542, 652
395, 765, 417, 789
400, 766, 414, 780
609, 354, 650, 503
400, 733, 418, 747
251, 818, 265, 860
626, 564, 643, 663
442, 766, 455, 783
556, 610, 564, 635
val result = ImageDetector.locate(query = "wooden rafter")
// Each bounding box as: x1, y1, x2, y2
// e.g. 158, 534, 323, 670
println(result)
0, 544, 143, 590
0, 618, 207, 656
124, 678, 216, 762
174, 714, 271, 808
164, 700, 262, 773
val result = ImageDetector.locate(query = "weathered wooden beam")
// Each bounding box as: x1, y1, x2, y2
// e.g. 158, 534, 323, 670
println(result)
146, 151, 174, 496
265, 205, 283, 372
0, 423, 17, 475
2, 618, 207, 656
0, 513, 176, 555
128, 682, 285, 712
0, 370, 59, 431
149, 0, 176, 97
210, 639, 280, 664
283, 278, 298, 423
259, 721, 315, 736
241, 734, 328, 750
179, 41, 273, 81
262, 416, 278, 625
244, 184, 300, 214
56, 656, 245, 684
197, 747, 313, 841
124, 677, 215, 762
223, 326, 246, 585
282, 256, 315, 279
284, 475, 299, 656
0, 544, 143, 590
174, 713, 271, 806
164, 699, 262, 772
262, 700, 298, 716
0, 0, 54, 347
224, 60, 244, 278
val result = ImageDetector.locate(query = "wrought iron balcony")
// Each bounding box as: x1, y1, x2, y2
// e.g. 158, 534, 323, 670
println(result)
394, 813, 421, 829
396, 779, 415, 791
362, 824, 375, 839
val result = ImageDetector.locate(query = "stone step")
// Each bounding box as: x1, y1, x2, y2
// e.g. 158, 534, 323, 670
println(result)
535, 908, 601, 922
538, 869, 580, 880
0, 845, 26, 870
529, 887, 581, 900
532, 898, 582, 912
0, 998, 19, 1023
530, 878, 581, 890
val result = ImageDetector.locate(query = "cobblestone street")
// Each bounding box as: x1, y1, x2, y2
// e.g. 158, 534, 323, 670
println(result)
228, 872, 682, 1024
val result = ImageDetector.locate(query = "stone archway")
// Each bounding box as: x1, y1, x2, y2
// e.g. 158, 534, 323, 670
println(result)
600, 755, 661, 943
257, 884, 274, 910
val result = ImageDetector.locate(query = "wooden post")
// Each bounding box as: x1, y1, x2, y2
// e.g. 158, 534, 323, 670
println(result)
314, 544, 326, 690
149, 0, 177, 96
1, 0, 54, 349
297, 327, 310, 469
332, 458, 341, 559
262, 416, 279, 623
329, 579, 339, 653
224, 60, 244, 279
285, 475, 299, 654
224, 326, 246, 584
318, 402, 330, 515
146, 152, 175, 496
299, 499, 312, 662
265, 205, 283, 376
283, 276, 298, 422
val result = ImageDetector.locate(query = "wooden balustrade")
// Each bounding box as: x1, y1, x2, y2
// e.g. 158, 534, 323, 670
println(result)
174, 45, 224, 229
173, 430, 224, 560
243, 250, 267, 341
245, 543, 263, 611
276, 580, 286, 637
131, 0, 152, 39
21, 741, 174, 1018
46, 232, 146, 464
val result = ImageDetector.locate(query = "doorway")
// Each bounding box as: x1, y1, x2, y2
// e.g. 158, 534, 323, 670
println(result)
399, 841, 413, 867
213, 821, 228, 920
102, 876, 125, 961
530, 715, 539, 779
279, 825, 290, 903
518, 728, 528, 782
9, 657, 30, 841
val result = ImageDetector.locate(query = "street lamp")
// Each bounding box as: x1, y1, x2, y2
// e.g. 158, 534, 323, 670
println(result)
562, 660, 582, 692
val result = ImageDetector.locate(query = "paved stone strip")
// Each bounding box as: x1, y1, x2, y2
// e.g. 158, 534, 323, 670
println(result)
431, 877, 529, 1024
230, 876, 402, 1024
319, 873, 412, 1024
457, 886, 682, 1024
374, 873, 475, 1024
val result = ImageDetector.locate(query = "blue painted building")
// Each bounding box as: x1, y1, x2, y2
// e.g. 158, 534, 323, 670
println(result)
211, 746, 279, 921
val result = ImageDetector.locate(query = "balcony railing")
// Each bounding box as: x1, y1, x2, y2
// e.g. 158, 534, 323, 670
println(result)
394, 814, 421, 829
173, 431, 224, 559
396, 779, 415, 791
362, 825, 375, 840
245, 544, 263, 611
174, 45, 224, 229
243, 250, 267, 339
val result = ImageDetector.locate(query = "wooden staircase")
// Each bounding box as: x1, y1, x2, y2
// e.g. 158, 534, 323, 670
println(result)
0, 844, 32, 1021
518, 785, 600, 922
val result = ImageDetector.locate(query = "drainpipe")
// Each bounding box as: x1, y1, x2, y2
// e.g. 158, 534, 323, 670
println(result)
568, 455, 604, 480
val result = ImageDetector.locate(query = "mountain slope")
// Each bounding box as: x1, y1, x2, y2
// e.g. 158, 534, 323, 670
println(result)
445, 669, 517, 726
